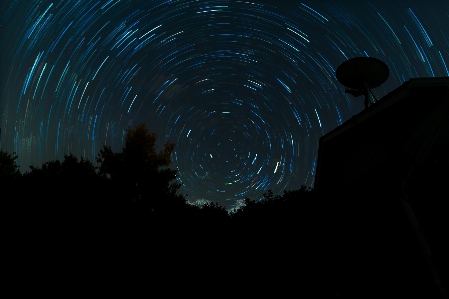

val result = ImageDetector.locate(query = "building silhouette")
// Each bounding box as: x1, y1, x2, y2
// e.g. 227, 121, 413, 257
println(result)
314, 77, 449, 298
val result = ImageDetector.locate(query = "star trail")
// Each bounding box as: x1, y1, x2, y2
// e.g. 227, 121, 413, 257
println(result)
1, 0, 449, 208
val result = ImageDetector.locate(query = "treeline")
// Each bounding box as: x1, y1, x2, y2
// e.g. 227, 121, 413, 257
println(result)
2, 123, 334, 295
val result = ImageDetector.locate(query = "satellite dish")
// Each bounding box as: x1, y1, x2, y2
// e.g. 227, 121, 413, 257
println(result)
336, 57, 389, 109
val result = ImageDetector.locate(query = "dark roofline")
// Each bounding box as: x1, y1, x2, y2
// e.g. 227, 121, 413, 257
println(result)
321, 77, 449, 143
314, 77, 449, 190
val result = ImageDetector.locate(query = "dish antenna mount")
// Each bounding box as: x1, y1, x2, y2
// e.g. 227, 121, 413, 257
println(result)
336, 57, 389, 109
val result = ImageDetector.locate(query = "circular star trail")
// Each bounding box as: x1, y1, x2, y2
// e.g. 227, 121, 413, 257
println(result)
1, 0, 449, 208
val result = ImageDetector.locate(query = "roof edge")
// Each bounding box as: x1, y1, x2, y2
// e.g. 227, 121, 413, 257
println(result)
321, 77, 449, 143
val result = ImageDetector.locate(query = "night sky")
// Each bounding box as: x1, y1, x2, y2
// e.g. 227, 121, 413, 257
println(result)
1, 0, 448, 209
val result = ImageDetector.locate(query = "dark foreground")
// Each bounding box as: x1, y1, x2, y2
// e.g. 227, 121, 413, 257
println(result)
6, 196, 447, 298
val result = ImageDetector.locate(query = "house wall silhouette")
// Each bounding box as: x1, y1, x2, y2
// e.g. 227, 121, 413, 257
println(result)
314, 77, 449, 298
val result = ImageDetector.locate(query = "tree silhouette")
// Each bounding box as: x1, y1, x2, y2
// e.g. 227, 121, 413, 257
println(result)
0, 150, 20, 181
23, 154, 104, 221
1, 141, 338, 295
96, 123, 185, 210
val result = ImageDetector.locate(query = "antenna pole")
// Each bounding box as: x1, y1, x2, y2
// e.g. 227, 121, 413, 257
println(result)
362, 80, 373, 109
